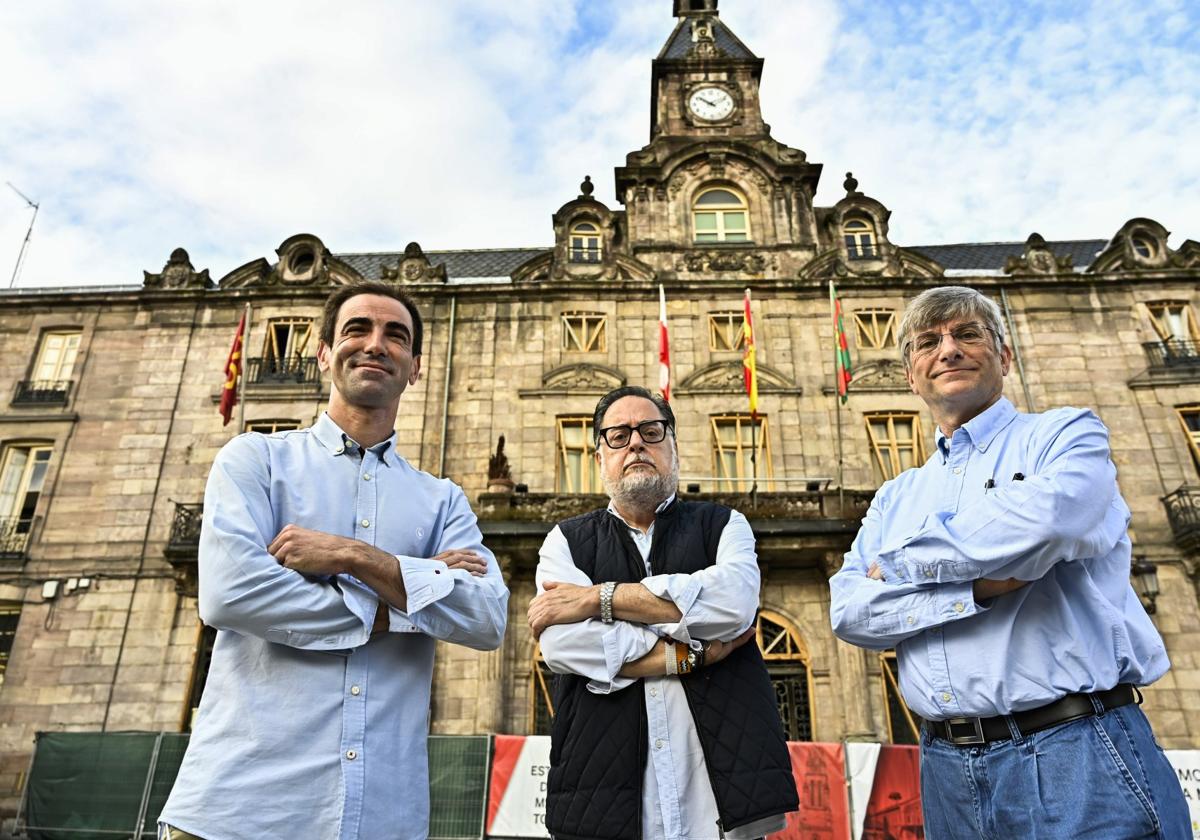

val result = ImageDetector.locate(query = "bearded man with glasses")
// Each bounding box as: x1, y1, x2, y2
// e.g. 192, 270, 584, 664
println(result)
830, 285, 1189, 839
528, 385, 798, 840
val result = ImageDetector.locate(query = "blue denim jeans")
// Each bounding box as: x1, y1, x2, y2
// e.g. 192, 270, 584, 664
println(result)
920, 702, 1191, 839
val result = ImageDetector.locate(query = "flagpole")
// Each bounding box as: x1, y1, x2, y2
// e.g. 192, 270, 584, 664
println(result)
830, 282, 844, 511
236, 301, 252, 434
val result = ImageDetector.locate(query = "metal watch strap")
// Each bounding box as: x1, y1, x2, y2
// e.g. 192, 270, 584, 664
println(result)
599, 581, 616, 624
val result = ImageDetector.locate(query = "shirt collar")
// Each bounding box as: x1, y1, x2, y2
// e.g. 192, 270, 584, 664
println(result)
606, 493, 677, 530
311, 412, 399, 467
934, 396, 1017, 460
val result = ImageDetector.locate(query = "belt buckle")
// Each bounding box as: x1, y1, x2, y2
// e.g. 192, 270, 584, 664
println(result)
945, 716, 986, 745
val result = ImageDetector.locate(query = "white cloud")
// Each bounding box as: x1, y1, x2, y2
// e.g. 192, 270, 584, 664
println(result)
0, 0, 1197, 288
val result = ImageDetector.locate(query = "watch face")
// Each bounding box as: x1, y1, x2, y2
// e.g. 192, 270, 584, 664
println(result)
688, 86, 734, 121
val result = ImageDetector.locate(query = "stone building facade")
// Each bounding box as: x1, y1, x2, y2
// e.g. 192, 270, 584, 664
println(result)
1, 0, 1199, 816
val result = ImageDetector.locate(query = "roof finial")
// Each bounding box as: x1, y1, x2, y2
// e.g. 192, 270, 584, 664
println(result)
673, 0, 718, 18
844, 171, 860, 196
580, 175, 594, 198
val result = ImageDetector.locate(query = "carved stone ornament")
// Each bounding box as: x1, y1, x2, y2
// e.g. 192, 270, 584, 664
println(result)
487, 435, 514, 493
675, 250, 775, 274
1004, 233, 1072, 275
382, 242, 447, 284
541, 363, 626, 392
686, 18, 726, 58
846, 359, 910, 392
677, 360, 796, 394
143, 247, 212, 289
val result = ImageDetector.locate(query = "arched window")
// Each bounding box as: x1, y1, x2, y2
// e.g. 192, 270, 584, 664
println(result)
569, 222, 602, 263
757, 610, 813, 741
693, 188, 749, 243
531, 643, 555, 735
843, 218, 877, 259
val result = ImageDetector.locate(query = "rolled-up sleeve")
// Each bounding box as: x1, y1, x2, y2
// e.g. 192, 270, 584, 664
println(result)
640, 510, 760, 646
535, 526, 659, 693
198, 436, 374, 651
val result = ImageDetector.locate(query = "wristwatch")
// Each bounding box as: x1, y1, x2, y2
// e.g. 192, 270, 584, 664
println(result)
599, 581, 617, 624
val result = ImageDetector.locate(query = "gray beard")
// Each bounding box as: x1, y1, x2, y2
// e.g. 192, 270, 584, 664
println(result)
604, 456, 679, 513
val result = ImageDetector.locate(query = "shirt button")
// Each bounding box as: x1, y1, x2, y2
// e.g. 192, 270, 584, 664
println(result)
350, 685, 361, 696
906, 615, 915, 625
954, 602, 966, 613
953, 467, 962, 475
924, 568, 935, 578
346, 750, 358, 760
363, 474, 371, 481
334, 447, 344, 454
649, 687, 658, 697
655, 739, 664, 750
941, 692, 951, 702
361, 519, 370, 528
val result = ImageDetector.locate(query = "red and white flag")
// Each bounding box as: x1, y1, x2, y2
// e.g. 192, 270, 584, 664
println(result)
658, 283, 671, 401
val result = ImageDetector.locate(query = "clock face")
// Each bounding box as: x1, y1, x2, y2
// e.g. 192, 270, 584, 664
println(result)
688, 86, 734, 121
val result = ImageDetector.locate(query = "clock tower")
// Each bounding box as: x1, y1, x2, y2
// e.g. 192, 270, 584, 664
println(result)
614, 0, 825, 272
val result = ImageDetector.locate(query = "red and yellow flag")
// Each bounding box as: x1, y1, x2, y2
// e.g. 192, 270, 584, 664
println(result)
742, 288, 758, 419
218, 311, 246, 426
830, 281, 853, 403
658, 284, 671, 401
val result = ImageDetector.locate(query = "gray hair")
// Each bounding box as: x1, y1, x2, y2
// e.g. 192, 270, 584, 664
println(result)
897, 286, 1006, 368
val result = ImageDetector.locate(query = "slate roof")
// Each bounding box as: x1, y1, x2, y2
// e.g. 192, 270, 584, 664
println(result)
909, 240, 1108, 272
337, 247, 549, 280
659, 18, 756, 60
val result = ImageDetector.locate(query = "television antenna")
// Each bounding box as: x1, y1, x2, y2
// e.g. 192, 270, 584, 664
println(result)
6, 182, 40, 289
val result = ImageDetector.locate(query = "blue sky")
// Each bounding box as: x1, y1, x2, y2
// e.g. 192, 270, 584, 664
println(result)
1, 0, 1197, 288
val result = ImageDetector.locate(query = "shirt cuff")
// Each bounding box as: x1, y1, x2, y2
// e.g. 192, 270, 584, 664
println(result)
586, 622, 659, 695
882, 546, 976, 585
640, 573, 702, 647
397, 555, 455, 615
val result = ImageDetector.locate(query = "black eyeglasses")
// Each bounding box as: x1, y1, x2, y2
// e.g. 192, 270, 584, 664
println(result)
905, 323, 998, 359
596, 420, 671, 449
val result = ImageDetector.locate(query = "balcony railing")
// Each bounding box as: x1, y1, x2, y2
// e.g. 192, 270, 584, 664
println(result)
1162, 485, 1200, 554
12, 379, 72, 405
246, 356, 321, 387
166, 503, 203, 554
0, 517, 34, 562
847, 243, 878, 261
1142, 339, 1200, 370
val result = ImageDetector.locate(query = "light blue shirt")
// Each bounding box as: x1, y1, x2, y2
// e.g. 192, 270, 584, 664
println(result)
160, 413, 509, 840
830, 397, 1168, 720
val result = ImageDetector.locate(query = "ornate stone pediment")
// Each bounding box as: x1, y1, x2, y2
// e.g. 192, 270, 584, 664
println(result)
219, 234, 365, 289
143, 248, 212, 289
1086, 218, 1194, 273
537, 363, 627, 393
1004, 233, 1072, 275
676, 360, 797, 395
382, 242, 447, 284
675, 249, 776, 275
844, 359, 910, 392
798, 246, 943, 280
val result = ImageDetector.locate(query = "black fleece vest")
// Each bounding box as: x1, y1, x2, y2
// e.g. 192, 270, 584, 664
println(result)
545, 500, 799, 840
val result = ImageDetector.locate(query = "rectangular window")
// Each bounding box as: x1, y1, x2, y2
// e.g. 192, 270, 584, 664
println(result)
561, 313, 607, 353
711, 415, 773, 491
245, 419, 301, 434
880, 651, 919, 745
263, 318, 314, 369
853, 310, 897, 349
0, 601, 21, 682
32, 330, 81, 382
1146, 302, 1200, 343
1178, 406, 1200, 476
0, 444, 52, 558
556, 417, 601, 493
708, 312, 747, 351
864, 412, 926, 484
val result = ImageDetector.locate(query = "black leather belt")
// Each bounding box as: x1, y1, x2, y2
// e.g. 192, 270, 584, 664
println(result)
920, 684, 1139, 746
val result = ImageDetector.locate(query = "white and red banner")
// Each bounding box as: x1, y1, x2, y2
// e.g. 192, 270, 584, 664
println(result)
487, 735, 552, 838
485, 741, 1198, 839
658, 283, 671, 401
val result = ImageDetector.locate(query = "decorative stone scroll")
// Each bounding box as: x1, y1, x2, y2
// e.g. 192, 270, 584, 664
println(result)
675, 250, 775, 274
1004, 233, 1073, 275
143, 248, 212, 289
382, 242, 448, 284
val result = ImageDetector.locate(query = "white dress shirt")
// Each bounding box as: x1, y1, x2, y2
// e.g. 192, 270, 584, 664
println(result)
537, 499, 788, 840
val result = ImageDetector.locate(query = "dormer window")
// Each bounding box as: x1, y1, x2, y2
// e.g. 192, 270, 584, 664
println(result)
693, 188, 749, 243
843, 218, 877, 259
569, 222, 602, 263
1131, 236, 1156, 260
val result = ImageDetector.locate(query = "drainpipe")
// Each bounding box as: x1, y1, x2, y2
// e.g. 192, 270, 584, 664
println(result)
437, 296, 457, 478
1000, 287, 1035, 413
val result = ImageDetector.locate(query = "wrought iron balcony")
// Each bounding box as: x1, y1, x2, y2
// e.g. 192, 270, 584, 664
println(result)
246, 356, 321, 387
1162, 485, 1200, 554
1142, 339, 1200, 370
12, 379, 72, 405
0, 517, 34, 563
847, 242, 878, 261
165, 502, 202, 597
